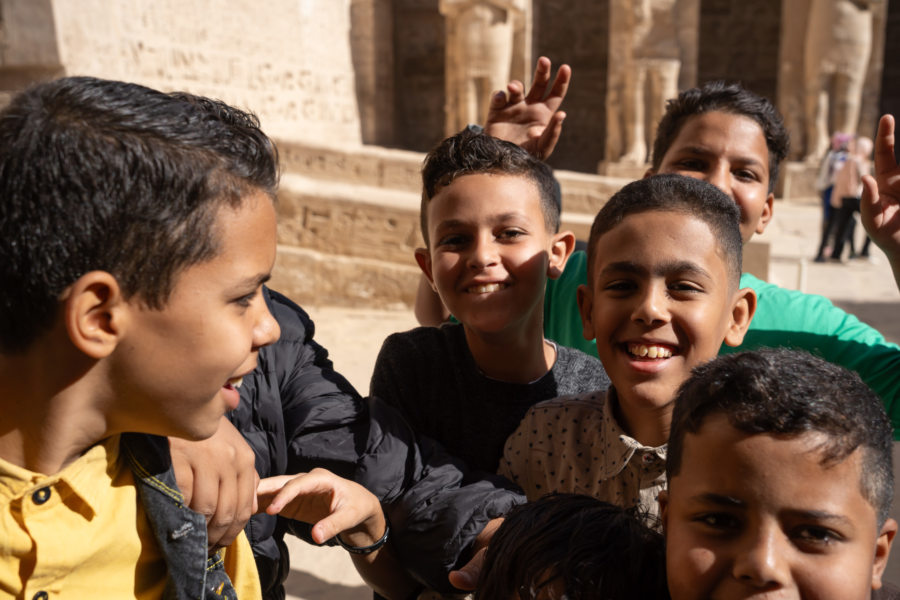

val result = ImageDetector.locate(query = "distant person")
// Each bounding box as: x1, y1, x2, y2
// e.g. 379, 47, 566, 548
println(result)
831, 135, 874, 261
814, 131, 851, 261
662, 348, 899, 599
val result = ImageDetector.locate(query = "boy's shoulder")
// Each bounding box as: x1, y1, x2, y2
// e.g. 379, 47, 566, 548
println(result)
552, 343, 610, 394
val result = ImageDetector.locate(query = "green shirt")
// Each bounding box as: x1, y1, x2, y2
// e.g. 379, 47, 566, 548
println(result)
544, 251, 900, 436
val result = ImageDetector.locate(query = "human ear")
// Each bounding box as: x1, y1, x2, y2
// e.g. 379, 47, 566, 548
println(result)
754, 192, 775, 235
872, 518, 897, 589
62, 271, 127, 359
414, 248, 437, 292
547, 230, 576, 279
722, 287, 757, 348
576, 284, 596, 342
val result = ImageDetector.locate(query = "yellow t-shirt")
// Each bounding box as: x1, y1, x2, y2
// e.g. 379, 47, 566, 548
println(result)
0, 435, 261, 598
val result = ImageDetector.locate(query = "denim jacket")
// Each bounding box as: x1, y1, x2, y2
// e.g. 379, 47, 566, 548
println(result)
121, 433, 239, 600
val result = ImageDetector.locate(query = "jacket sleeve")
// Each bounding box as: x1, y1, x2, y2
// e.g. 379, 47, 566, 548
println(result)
267, 291, 524, 591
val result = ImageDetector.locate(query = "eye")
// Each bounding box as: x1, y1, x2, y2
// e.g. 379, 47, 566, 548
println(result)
694, 512, 741, 533
233, 289, 258, 308
668, 280, 703, 294
497, 228, 526, 241
674, 158, 707, 172
602, 279, 637, 294
792, 525, 843, 548
437, 233, 468, 248
733, 168, 761, 182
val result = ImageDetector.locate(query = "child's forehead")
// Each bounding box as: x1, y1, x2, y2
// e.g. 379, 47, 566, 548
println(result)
597, 210, 724, 260
678, 415, 867, 494
671, 111, 770, 162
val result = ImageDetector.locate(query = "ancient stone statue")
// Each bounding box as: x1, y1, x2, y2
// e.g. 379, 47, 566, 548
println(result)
440, 0, 530, 135
605, 0, 698, 165
803, 0, 874, 161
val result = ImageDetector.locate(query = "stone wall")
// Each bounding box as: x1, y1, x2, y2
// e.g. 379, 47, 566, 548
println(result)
47, 0, 365, 145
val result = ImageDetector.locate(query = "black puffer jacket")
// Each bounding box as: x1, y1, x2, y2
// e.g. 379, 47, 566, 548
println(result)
229, 288, 524, 598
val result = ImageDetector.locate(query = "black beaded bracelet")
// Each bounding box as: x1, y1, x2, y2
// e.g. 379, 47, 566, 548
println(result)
336, 517, 390, 555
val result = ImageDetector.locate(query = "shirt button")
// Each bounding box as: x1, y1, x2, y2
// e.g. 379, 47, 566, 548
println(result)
642, 454, 655, 463
33, 591, 49, 600
32, 487, 51, 505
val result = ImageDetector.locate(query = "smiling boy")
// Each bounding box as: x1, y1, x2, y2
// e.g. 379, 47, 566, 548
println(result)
0, 77, 400, 599
500, 174, 754, 518
371, 128, 609, 474
662, 348, 898, 600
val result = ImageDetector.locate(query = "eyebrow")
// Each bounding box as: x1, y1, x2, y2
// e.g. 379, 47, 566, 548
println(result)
691, 492, 745, 507
675, 145, 765, 169
433, 213, 530, 232
233, 272, 271, 291
599, 260, 713, 280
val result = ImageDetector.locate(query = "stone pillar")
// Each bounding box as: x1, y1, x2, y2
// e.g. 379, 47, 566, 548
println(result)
0, 0, 64, 105
604, 0, 698, 169
697, 0, 781, 104
440, 0, 530, 135
351, 0, 396, 146
391, 0, 446, 151
881, 0, 900, 162
802, 0, 875, 161
532, 0, 608, 172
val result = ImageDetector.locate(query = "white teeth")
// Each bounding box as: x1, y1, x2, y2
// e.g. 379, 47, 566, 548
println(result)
469, 283, 505, 294
627, 343, 673, 359
229, 377, 243, 388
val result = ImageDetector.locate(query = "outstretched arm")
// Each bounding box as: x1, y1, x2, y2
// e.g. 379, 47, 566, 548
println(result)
861, 114, 900, 290
484, 56, 571, 159
259, 470, 420, 599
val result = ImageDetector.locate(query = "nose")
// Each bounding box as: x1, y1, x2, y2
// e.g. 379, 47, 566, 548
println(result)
731, 526, 790, 590
631, 283, 669, 325
704, 163, 734, 198
252, 300, 281, 349
467, 234, 499, 270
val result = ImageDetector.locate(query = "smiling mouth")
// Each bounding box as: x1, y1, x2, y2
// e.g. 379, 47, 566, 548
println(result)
467, 283, 508, 294
225, 376, 244, 388
626, 343, 674, 359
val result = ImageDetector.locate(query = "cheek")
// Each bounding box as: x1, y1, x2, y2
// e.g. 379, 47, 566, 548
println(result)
668, 544, 721, 599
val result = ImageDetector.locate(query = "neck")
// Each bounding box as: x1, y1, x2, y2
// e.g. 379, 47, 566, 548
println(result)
610, 387, 672, 448
463, 323, 555, 383
0, 339, 112, 474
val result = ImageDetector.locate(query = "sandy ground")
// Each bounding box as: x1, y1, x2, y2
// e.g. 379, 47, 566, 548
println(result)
280, 199, 900, 599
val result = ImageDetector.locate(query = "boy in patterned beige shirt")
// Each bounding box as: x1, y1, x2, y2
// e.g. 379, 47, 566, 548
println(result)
499, 173, 756, 523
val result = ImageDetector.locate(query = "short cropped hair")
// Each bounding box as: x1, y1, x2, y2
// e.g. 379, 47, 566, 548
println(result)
475, 493, 668, 600
586, 174, 743, 287
667, 349, 894, 526
651, 81, 790, 193
0, 76, 279, 354
420, 128, 561, 246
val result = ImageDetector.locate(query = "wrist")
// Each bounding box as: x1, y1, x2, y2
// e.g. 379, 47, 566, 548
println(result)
337, 513, 389, 555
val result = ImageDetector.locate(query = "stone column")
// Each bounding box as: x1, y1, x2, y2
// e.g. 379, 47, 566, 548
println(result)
440, 0, 530, 135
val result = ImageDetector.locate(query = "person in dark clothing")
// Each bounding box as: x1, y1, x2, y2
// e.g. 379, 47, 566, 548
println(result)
173, 287, 525, 599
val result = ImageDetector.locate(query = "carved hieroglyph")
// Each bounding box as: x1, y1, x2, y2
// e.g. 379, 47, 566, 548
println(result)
605, 0, 698, 165
803, 0, 874, 161
440, 0, 530, 135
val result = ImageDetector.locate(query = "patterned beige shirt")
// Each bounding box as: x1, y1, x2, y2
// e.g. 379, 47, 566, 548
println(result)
498, 388, 667, 522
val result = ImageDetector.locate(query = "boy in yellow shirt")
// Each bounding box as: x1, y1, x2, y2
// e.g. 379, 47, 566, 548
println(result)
0, 77, 387, 599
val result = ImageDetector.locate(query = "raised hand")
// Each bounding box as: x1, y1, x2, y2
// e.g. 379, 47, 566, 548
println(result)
860, 114, 900, 287
484, 56, 571, 160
